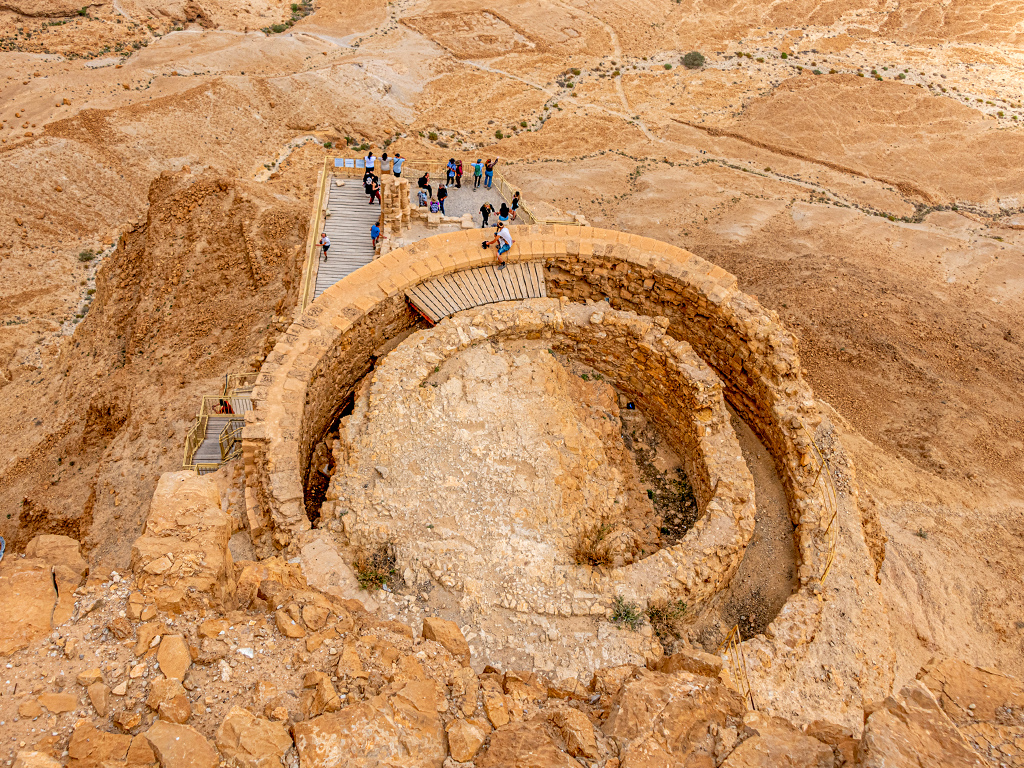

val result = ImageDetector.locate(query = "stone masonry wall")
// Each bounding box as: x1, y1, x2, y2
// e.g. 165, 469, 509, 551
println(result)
325, 299, 756, 615
242, 225, 829, 587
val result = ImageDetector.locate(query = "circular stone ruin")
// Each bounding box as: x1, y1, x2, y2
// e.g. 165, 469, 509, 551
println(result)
319, 298, 756, 618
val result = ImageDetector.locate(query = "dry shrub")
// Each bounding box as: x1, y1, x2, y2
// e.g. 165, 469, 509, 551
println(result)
646, 598, 688, 644
572, 523, 613, 567
353, 542, 396, 591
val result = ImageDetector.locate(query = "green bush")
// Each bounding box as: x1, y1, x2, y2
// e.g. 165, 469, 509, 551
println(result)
77, 6, 88, 15
428, 131, 438, 140
813, 69, 822, 75
664, 63, 672, 70
610, 597, 644, 631
756, 57, 764, 63
290, 3, 298, 9
78, 252, 94, 262
898, 73, 905, 79
323, 141, 332, 148
570, 67, 581, 75
495, 129, 503, 139
520, 120, 527, 127
270, 23, 286, 33
682, 51, 705, 70
780, 52, 788, 59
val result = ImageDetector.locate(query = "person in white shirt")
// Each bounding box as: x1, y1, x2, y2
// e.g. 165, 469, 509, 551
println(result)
483, 224, 512, 269
393, 153, 405, 177
319, 233, 330, 261
365, 151, 375, 172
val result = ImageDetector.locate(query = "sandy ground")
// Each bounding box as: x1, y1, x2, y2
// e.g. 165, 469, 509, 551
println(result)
0, 0, 1022, 705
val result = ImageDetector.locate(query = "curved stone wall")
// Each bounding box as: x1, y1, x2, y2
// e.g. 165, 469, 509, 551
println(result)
243, 224, 828, 586
323, 299, 757, 615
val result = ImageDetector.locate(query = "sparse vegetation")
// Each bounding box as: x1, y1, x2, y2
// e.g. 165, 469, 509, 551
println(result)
353, 543, 397, 591
572, 524, 613, 566
495, 129, 504, 139
609, 596, 644, 631
664, 63, 672, 70
323, 141, 332, 148
682, 51, 705, 70
78, 251, 94, 262
646, 598, 687, 644
915, 528, 929, 539
780, 52, 788, 59
428, 131, 438, 141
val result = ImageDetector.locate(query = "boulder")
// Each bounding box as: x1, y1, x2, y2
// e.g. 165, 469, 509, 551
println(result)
68, 723, 132, 768
549, 707, 600, 760
131, 471, 235, 610
293, 680, 445, 768
476, 720, 577, 768
147, 678, 191, 723
25, 534, 89, 577
215, 706, 292, 768
603, 669, 745, 767
720, 712, 834, 767
275, 610, 305, 639
299, 535, 378, 611
860, 681, 985, 768
446, 719, 485, 762
37, 691, 78, 713
421, 618, 470, 667
13, 752, 62, 768
658, 647, 724, 678
157, 635, 192, 680
88, 683, 110, 718
0, 559, 59, 656
143, 721, 218, 768
77, 668, 104, 686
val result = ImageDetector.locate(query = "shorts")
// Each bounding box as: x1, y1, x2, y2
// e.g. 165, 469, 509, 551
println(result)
497, 243, 510, 255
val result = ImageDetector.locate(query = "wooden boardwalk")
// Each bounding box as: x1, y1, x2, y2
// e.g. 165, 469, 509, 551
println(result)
406, 262, 547, 323
192, 397, 252, 470
314, 182, 381, 300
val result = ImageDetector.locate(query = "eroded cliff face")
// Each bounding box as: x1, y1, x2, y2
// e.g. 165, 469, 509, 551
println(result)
0, 168, 307, 565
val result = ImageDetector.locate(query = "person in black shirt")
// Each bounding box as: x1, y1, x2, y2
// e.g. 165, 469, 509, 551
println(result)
437, 184, 448, 215
479, 202, 494, 227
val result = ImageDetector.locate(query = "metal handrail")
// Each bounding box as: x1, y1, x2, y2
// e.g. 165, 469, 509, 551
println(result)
219, 417, 245, 461
182, 414, 208, 470
718, 624, 755, 710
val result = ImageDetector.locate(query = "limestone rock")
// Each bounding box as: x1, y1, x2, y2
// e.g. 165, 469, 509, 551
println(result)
275, 610, 305, 638
918, 656, 1024, 725
549, 707, 600, 759
18, 699, 43, 718
421, 617, 471, 666
301, 671, 341, 717
38, 691, 78, 713
143, 721, 218, 768
603, 669, 745, 767
157, 634, 192, 680
13, 752, 62, 768
68, 723, 132, 768
805, 721, 860, 766
446, 719, 485, 763
299, 535, 378, 611
25, 534, 89, 577
658, 647, 724, 678
293, 680, 445, 768
481, 678, 511, 728
88, 683, 110, 718
476, 720, 577, 768
0, 559, 59, 656
131, 471, 235, 610
860, 681, 985, 768
77, 668, 104, 687
591, 664, 637, 695
720, 712, 834, 767
215, 706, 293, 768
148, 678, 191, 723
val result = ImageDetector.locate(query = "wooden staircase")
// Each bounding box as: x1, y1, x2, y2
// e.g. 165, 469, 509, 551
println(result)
406, 262, 547, 323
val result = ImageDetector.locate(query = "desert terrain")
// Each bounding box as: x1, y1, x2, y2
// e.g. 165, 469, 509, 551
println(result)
0, 0, 1022, 765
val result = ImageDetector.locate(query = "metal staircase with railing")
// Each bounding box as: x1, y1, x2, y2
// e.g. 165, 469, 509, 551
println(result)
182, 372, 257, 474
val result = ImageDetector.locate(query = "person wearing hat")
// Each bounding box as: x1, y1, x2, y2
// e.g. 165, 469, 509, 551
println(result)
446, 158, 457, 186
472, 158, 484, 189
482, 222, 512, 269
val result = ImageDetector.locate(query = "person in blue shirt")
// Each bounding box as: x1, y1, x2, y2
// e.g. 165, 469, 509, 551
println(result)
484, 157, 498, 189
371, 223, 381, 249
392, 153, 405, 177
472, 159, 483, 189
483, 223, 512, 269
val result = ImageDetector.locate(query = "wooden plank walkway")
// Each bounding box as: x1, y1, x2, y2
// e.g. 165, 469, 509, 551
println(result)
406, 262, 547, 323
315, 181, 381, 300
192, 397, 252, 466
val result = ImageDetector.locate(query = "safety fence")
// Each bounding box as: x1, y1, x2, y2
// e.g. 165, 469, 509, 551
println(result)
717, 426, 838, 709
298, 153, 577, 311
182, 376, 255, 473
